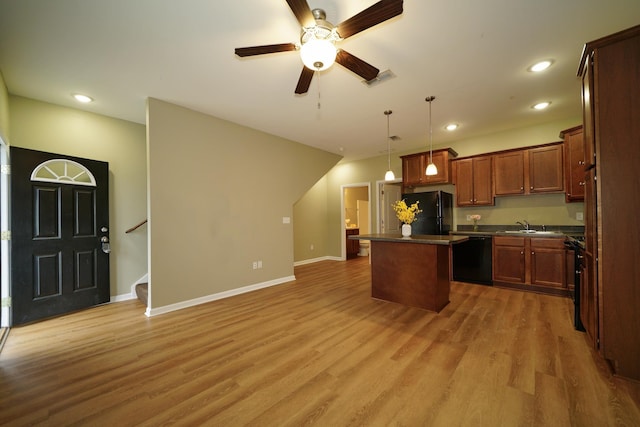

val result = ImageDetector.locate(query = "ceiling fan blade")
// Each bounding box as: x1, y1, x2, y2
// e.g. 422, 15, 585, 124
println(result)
235, 43, 297, 57
335, 50, 380, 81
285, 0, 315, 28
336, 0, 403, 39
295, 66, 315, 94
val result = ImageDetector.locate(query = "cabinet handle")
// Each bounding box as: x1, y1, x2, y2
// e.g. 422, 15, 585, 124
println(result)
520, 186, 524, 190
579, 181, 585, 186
530, 186, 534, 190
531, 251, 535, 254
520, 251, 524, 255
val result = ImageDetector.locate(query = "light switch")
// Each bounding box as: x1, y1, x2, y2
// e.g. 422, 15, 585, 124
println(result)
282, 217, 291, 224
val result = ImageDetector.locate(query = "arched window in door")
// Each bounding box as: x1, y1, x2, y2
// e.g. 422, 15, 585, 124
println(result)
30, 159, 97, 187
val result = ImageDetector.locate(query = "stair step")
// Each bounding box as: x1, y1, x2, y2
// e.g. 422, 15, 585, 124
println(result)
135, 283, 148, 306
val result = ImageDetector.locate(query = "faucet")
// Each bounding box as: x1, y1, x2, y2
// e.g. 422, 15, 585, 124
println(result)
516, 220, 530, 230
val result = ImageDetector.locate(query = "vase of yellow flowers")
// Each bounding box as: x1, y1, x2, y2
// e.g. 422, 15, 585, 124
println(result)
392, 199, 422, 237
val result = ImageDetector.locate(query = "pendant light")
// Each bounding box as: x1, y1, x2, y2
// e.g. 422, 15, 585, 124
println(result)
384, 110, 395, 181
425, 96, 438, 176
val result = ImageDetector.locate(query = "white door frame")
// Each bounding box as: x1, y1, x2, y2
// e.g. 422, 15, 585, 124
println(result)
340, 182, 371, 260
1, 135, 10, 327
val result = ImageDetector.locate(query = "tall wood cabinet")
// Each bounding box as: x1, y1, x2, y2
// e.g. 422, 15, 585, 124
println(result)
578, 25, 640, 381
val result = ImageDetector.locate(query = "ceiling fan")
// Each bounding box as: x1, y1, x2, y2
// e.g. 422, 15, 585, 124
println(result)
234, 0, 403, 94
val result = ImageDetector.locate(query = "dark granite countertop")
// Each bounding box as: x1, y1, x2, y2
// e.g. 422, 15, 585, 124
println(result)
349, 233, 469, 246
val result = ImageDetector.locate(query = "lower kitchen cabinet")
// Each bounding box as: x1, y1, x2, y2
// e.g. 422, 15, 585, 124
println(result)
493, 236, 526, 283
493, 236, 567, 294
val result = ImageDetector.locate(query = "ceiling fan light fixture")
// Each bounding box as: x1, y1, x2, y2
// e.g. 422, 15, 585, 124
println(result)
300, 38, 337, 71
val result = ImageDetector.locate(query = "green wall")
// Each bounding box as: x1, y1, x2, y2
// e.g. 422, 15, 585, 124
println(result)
8, 96, 148, 298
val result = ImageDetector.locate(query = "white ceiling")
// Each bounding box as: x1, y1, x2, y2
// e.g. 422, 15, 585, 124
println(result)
1, 1, 638, 162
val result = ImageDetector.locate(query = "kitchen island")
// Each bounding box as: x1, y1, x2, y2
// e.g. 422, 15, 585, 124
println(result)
349, 234, 468, 312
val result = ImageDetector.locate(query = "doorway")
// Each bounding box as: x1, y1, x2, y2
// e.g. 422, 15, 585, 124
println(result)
341, 183, 370, 260
378, 180, 402, 234
10, 147, 110, 325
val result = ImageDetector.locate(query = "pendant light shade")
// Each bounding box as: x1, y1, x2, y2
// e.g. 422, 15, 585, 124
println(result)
384, 110, 395, 181
425, 96, 438, 176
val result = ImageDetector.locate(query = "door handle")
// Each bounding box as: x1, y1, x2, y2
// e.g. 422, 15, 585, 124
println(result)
101, 236, 111, 254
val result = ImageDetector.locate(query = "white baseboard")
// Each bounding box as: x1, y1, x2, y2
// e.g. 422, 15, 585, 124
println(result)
145, 275, 296, 318
294, 256, 342, 266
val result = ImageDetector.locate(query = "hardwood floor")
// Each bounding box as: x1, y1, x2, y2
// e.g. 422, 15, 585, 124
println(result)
1, 257, 639, 426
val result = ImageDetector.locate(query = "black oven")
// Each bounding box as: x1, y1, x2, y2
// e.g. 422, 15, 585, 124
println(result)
565, 237, 585, 332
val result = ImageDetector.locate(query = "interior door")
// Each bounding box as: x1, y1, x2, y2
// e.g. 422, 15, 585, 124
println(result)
381, 183, 401, 233
10, 147, 110, 325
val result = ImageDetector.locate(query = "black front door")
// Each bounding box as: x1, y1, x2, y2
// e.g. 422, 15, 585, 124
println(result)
10, 147, 110, 325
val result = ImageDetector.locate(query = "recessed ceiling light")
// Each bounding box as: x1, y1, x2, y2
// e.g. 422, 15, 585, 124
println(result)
528, 60, 553, 72
532, 101, 551, 110
73, 94, 93, 103
445, 123, 458, 131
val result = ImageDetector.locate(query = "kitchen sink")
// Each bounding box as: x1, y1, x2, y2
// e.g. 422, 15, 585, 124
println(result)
498, 230, 564, 235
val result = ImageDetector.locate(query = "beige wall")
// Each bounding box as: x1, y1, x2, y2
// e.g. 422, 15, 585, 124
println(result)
294, 117, 584, 260
147, 98, 341, 310
293, 176, 330, 262
8, 96, 148, 297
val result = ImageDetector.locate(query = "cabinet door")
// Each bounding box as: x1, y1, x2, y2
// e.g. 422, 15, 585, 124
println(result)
530, 238, 566, 288
455, 159, 474, 206
493, 237, 526, 283
472, 156, 493, 205
564, 127, 585, 202
402, 153, 425, 187
494, 151, 525, 195
424, 151, 449, 184
529, 144, 564, 193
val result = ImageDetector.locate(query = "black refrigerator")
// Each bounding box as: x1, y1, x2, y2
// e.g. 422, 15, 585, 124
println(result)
401, 191, 453, 235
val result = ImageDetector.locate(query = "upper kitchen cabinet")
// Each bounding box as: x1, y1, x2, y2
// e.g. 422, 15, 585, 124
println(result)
401, 148, 457, 189
529, 143, 564, 193
560, 125, 585, 202
578, 25, 640, 382
454, 156, 494, 206
493, 143, 564, 196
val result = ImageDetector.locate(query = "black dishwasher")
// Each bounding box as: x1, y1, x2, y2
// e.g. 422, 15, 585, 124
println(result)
452, 236, 493, 285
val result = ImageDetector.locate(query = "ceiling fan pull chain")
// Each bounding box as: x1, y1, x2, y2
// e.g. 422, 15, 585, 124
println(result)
316, 70, 321, 109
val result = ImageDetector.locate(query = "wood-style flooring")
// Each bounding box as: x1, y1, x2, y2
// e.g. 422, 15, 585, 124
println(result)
1, 257, 639, 426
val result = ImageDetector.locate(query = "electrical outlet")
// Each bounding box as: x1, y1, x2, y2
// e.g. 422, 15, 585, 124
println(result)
466, 215, 472, 221
576, 212, 584, 221
310, 244, 314, 251
252, 261, 258, 270
257, 260, 262, 269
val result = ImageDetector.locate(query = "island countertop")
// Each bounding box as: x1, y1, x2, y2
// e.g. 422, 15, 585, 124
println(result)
349, 233, 468, 246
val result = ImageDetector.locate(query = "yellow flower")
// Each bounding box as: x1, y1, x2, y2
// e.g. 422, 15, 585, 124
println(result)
392, 199, 422, 224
